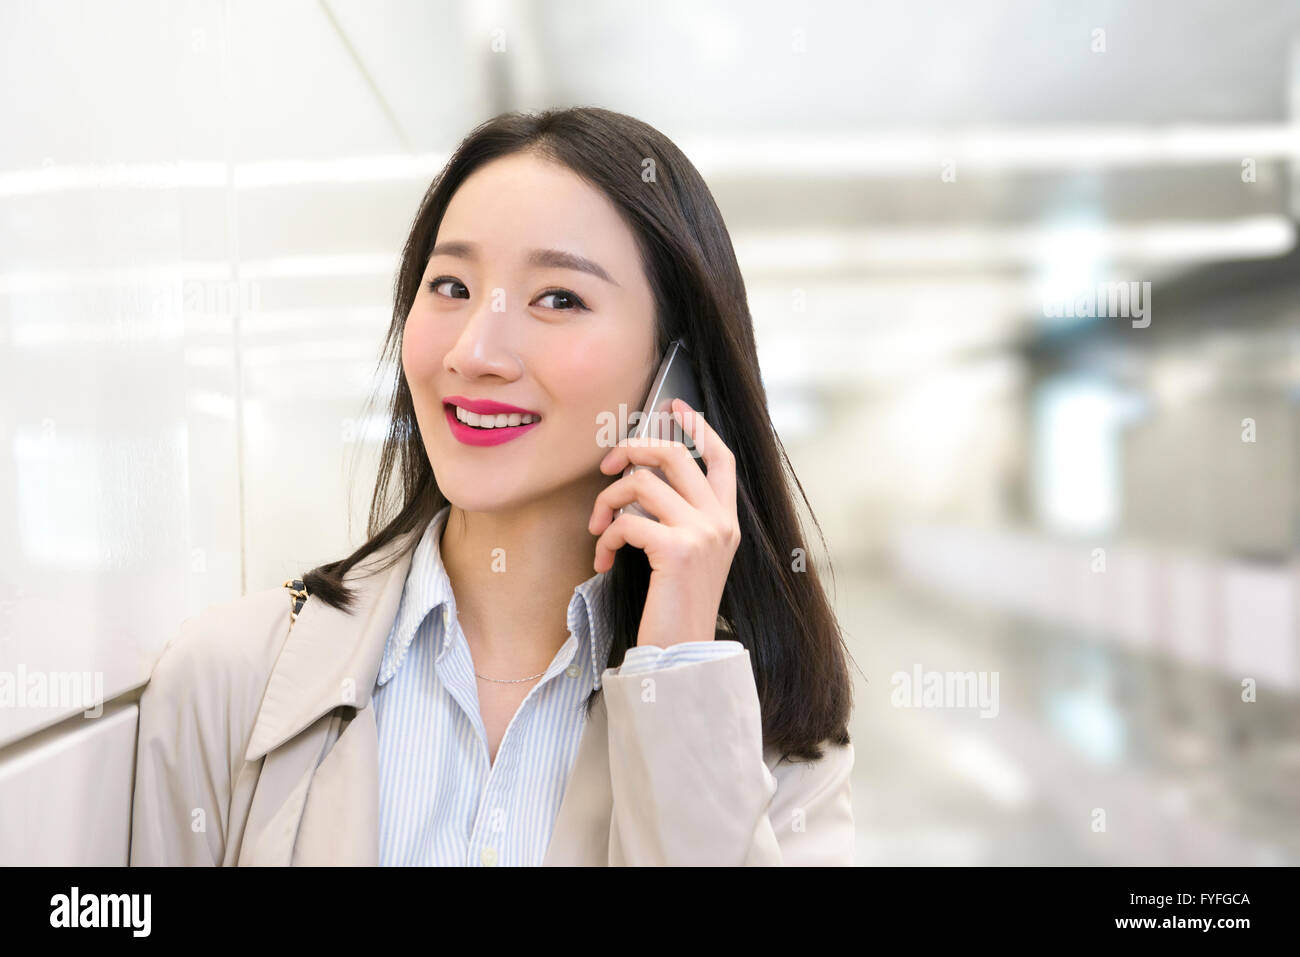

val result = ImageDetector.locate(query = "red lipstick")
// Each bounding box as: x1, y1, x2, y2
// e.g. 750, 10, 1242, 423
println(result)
443, 395, 541, 447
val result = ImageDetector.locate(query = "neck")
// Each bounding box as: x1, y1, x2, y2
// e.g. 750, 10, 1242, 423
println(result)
439, 482, 604, 677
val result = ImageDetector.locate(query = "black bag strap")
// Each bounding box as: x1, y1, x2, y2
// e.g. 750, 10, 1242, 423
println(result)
282, 578, 309, 624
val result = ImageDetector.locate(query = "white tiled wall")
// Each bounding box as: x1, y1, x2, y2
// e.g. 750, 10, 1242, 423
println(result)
0, 703, 139, 865
0, 0, 478, 866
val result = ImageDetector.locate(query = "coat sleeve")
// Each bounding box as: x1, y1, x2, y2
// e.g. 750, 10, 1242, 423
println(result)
599, 648, 855, 866
615, 638, 747, 675
129, 615, 233, 866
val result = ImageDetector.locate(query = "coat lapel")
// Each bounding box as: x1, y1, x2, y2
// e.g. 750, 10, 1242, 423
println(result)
234, 521, 626, 867
237, 528, 420, 866
293, 704, 381, 865
542, 689, 613, 865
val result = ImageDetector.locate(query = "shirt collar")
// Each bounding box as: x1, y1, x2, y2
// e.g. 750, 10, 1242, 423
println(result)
377, 504, 613, 693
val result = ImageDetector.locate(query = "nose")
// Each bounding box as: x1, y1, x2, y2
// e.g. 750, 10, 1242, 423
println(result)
442, 297, 522, 382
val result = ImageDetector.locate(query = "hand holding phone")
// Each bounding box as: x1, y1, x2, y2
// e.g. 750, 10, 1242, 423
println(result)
616, 339, 705, 523
589, 343, 741, 647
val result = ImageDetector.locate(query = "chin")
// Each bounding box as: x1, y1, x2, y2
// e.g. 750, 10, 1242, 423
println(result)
437, 481, 537, 515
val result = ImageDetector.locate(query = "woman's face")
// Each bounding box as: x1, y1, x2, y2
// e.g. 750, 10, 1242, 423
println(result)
402, 151, 659, 515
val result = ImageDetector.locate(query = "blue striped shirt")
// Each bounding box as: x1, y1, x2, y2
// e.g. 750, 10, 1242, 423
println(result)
371, 504, 746, 866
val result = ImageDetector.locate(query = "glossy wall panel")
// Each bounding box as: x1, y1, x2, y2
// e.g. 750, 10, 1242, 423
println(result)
0, 0, 480, 861
1, 2, 218, 747
0, 190, 195, 749
0, 703, 138, 865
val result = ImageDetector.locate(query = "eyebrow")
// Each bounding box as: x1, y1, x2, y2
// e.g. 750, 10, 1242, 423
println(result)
429, 240, 619, 286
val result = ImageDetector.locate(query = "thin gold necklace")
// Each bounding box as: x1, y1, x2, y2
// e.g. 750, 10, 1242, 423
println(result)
459, 610, 555, 683
475, 668, 546, 683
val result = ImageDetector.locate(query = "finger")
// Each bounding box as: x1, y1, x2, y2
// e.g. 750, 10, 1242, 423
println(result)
592, 511, 668, 574
670, 398, 736, 517
600, 437, 714, 511
589, 465, 694, 533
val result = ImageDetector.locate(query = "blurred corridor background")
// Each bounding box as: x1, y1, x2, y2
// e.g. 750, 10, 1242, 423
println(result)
2, 0, 1299, 865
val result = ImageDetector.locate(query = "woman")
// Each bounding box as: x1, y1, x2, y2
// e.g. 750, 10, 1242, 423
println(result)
129, 107, 856, 866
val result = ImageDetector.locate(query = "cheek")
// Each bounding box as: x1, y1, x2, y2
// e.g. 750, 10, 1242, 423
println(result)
549, 334, 650, 424
402, 309, 444, 383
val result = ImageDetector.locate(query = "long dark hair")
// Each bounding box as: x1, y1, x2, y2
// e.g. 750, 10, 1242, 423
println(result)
303, 107, 854, 762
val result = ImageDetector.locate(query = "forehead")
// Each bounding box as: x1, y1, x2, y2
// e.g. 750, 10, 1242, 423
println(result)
437, 153, 640, 267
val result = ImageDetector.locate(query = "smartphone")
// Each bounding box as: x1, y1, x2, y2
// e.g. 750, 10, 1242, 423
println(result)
616, 338, 706, 523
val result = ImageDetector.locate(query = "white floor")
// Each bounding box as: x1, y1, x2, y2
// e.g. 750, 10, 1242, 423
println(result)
837, 571, 1300, 866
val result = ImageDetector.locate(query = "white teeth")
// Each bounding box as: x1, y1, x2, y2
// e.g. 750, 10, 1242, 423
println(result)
454, 405, 538, 428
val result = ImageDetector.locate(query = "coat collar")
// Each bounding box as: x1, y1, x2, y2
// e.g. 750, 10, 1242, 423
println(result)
244, 525, 422, 763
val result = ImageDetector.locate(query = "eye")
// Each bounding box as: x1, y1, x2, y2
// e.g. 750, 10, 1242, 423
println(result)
534, 288, 588, 311
426, 277, 468, 299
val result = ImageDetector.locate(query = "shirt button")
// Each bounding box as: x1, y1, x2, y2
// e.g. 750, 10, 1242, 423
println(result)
480, 846, 497, 867
565, 663, 580, 678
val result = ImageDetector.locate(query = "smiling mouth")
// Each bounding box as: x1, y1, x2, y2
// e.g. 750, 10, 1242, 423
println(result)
444, 402, 542, 430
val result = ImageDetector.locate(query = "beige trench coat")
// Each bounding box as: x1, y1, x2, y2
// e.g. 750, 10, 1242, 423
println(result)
128, 526, 855, 866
